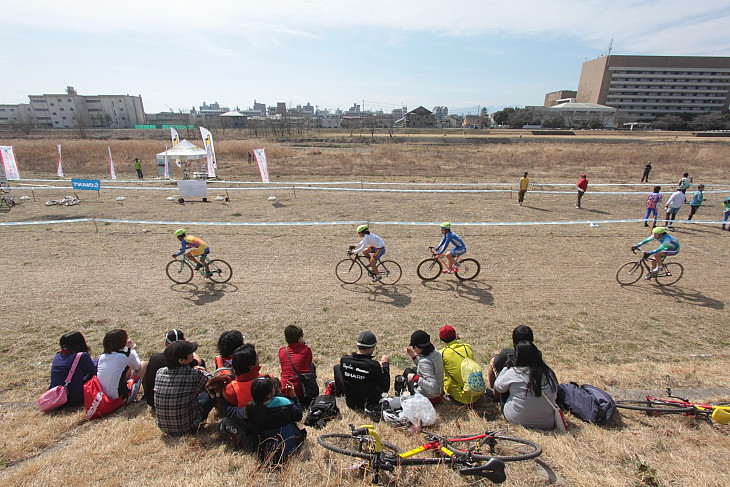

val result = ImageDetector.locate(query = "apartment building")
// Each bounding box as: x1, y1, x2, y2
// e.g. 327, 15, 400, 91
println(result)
544, 90, 577, 107
577, 55, 730, 119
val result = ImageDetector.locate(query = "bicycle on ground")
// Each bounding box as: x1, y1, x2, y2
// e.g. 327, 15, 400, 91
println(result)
166, 253, 232, 284
0, 182, 16, 210
616, 388, 730, 425
45, 195, 80, 206
615, 248, 683, 286
416, 247, 480, 281
318, 424, 542, 485
335, 251, 402, 285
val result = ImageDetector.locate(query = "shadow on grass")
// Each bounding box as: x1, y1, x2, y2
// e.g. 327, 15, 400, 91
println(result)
520, 205, 551, 212
419, 280, 494, 306
171, 282, 239, 306
653, 286, 725, 310
338, 283, 413, 308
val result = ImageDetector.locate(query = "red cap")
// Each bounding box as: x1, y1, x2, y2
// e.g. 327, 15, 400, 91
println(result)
439, 325, 456, 342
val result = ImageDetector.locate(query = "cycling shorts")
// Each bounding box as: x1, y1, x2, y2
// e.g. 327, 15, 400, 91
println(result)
366, 246, 385, 260
661, 249, 679, 256
190, 246, 210, 257
450, 247, 466, 257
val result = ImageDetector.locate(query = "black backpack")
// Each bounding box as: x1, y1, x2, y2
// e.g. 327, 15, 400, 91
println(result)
304, 394, 340, 428
557, 382, 616, 425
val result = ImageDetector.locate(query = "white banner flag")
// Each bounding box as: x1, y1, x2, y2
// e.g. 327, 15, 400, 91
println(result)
0, 145, 21, 180
170, 128, 181, 167
108, 147, 117, 180
253, 148, 269, 183
164, 145, 170, 179
205, 144, 216, 178
200, 127, 217, 169
57, 144, 64, 177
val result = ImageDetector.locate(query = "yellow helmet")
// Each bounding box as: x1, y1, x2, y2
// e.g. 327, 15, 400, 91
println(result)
440, 222, 451, 229
652, 226, 667, 235
356, 224, 368, 233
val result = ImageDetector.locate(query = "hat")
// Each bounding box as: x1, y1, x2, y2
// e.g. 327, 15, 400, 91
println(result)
165, 329, 185, 345
284, 325, 303, 344
439, 325, 456, 342
163, 340, 198, 368
356, 330, 377, 348
581, 174, 587, 178
409, 330, 431, 348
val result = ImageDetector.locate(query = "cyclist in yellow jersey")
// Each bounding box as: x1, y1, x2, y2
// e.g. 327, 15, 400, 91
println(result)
172, 229, 211, 276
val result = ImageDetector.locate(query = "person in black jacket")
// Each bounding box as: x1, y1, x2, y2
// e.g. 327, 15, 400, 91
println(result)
334, 331, 390, 412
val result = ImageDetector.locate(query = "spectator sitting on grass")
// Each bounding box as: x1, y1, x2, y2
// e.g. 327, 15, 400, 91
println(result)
487, 325, 534, 402
144, 329, 205, 408
48, 331, 97, 408
214, 330, 245, 369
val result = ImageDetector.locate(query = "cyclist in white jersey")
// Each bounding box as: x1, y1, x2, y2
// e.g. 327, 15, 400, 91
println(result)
349, 224, 386, 282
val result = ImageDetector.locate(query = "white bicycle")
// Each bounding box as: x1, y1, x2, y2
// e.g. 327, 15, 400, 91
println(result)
46, 195, 80, 206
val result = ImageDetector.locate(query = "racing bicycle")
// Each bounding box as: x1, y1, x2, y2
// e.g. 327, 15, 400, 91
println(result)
335, 251, 402, 285
616, 388, 730, 425
166, 253, 232, 284
318, 424, 542, 485
615, 248, 683, 286
417, 247, 480, 281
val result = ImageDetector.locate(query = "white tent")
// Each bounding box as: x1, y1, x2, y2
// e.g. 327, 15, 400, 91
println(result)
156, 139, 207, 161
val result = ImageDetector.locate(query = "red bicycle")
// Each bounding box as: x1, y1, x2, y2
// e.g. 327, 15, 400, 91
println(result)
417, 247, 480, 281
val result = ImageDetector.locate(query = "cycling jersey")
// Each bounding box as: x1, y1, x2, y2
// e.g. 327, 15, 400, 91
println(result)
434, 230, 466, 254
352, 233, 385, 254
174, 235, 209, 257
646, 192, 662, 209
636, 233, 679, 256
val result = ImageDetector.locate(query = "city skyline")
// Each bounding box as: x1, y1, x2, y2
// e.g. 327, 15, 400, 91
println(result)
3, 1, 730, 115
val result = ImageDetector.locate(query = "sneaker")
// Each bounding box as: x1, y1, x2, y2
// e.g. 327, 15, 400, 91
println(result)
644, 223, 649, 227
442, 269, 454, 274
195, 263, 203, 270
372, 274, 382, 282
575, 205, 580, 209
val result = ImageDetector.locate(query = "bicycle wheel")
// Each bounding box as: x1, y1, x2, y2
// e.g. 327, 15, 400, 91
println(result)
455, 258, 480, 281
616, 261, 643, 285
335, 258, 362, 284
416, 258, 442, 280
446, 434, 542, 462
318, 433, 402, 460
166, 260, 194, 284
207, 259, 232, 283
615, 399, 695, 415
654, 262, 683, 286
378, 260, 402, 285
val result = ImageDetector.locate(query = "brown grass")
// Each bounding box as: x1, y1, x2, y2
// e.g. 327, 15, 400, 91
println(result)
1, 135, 729, 486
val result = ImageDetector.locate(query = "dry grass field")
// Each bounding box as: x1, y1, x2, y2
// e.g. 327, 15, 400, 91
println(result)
1, 133, 729, 486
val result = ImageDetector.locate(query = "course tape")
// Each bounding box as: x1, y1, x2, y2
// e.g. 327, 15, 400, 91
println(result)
2, 218, 728, 227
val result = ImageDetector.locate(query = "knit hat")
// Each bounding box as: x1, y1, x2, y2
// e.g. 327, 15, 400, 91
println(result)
284, 325, 303, 344
439, 325, 456, 343
165, 329, 185, 346
409, 330, 431, 348
164, 340, 198, 368
356, 330, 377, 348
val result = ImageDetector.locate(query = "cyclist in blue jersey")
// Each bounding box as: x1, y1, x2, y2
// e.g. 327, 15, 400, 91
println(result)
632, 226, 679, 278
433, 222, 467, 273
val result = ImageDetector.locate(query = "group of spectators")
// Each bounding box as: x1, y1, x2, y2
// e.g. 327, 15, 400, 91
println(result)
48, 323, 562, 453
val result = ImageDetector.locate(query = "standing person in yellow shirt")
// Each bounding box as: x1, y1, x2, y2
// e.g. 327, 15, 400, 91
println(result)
518, 172, 529, 206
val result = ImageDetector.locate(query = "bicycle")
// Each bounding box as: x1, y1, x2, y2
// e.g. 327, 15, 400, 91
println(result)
416, 247, 480, 281
0, 182, 15, 210
318, 424, 542, 485
166, 253, 232, 284
335, 251, 402, 285
615, 248, 683, 286
616, 388, 730, 425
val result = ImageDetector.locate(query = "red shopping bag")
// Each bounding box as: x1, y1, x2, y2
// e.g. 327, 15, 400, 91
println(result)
83, 376, 123, 420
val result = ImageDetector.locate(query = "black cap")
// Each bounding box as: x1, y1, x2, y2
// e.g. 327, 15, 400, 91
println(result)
409, 330, 431, 348
165, 329, 185, 345
164, 340, 198, 368
356, 330, 377, 348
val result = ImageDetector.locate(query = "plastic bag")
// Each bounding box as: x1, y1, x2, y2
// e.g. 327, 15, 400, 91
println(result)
400, 393, 436, 427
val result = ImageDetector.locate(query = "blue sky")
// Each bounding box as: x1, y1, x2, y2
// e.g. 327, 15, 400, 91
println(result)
3, 1, 730, 115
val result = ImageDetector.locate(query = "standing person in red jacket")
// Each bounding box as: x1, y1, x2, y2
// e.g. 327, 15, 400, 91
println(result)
576, 174, 588, 209
279, 325, 315, 408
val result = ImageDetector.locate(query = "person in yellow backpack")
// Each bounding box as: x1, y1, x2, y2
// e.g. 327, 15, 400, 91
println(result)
438, 325, 484, 405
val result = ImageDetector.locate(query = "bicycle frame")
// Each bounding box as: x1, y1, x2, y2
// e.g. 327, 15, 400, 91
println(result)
349, 425, 506, 484
643, 389, 730, 422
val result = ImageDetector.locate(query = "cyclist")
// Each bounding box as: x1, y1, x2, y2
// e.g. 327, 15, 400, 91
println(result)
172, 228, 211, 276
349, 224, 385, 282
632, 226, 679, 278
432, 222, 466, 273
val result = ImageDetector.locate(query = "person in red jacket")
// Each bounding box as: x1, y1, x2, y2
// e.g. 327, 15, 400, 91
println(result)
278, 325, 315, 408
576, 174, 588, 209
222, 344, 262, 407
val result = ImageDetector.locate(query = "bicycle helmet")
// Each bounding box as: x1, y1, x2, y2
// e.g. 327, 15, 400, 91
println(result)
440, 222, 451, 229
174, 228, 186, 237
652, 226, 667, 235
356, 224, 369, 233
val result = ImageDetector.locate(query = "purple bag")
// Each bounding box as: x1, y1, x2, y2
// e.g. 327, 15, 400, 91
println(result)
37, 353, 82, 412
